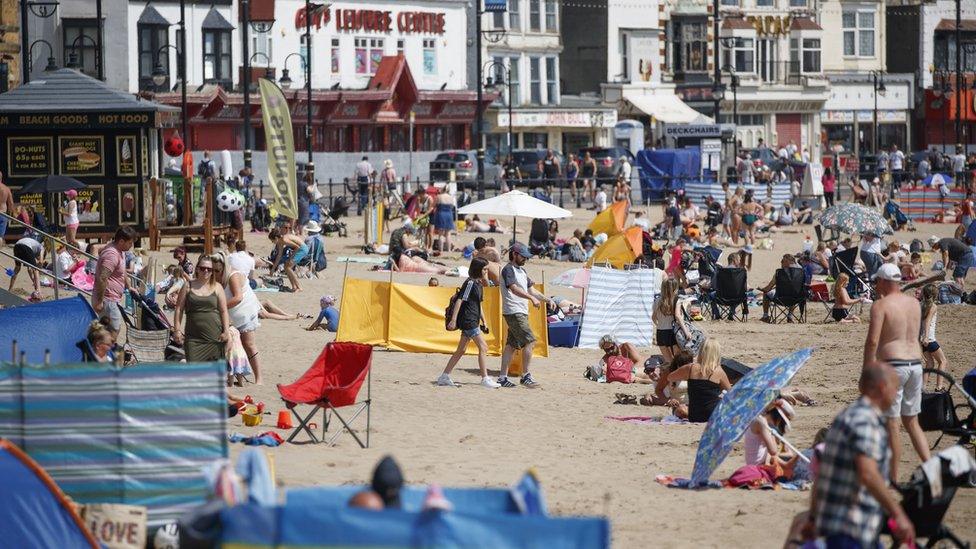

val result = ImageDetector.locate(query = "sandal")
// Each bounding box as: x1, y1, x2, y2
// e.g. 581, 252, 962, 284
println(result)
614, 393, 638, 405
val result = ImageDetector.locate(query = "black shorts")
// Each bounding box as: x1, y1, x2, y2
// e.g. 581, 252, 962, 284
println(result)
13, 243, 37, 267
656, 328, 677, 347
831, 308, 849, 322
923, 341, 941, 353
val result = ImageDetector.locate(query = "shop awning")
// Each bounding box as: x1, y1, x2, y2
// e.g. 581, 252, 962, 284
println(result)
625, 93, 709, 124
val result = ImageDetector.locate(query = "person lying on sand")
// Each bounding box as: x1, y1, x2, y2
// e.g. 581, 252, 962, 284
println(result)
599, 335, 656, 385
642, 351, 691, 408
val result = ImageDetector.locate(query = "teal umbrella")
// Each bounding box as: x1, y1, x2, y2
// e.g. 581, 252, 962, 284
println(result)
818, 203, 892, 236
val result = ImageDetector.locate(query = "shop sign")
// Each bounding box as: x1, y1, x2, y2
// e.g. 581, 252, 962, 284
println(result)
664, 124, 722, 138
118, 183, 139, 226
821, 111, 854, 123
0, 112, 152, 130
295, 6, 446, 35
701, 138, 722, 154
7, 136, 53, 177
11, 186, 45, 210
737, 100, 824, 113
746, 15, 793, 37
854, 111, 906, 123
59, 136, 105, 177
116, 136, 137, 177
496, 110, 617, 128
59, 185, 104, 226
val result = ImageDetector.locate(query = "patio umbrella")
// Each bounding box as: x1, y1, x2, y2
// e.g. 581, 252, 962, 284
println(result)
921, 173, 952, 187
818, 203, 892, 236
17, 175, 86, 195
689, 347, 814, 486
550, 267, 590, 289
457, 190, 572, 241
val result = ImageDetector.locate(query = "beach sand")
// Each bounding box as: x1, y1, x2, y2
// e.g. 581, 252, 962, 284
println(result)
5, 203, 975, 547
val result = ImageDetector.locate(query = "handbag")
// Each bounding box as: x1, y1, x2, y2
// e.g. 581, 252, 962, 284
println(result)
605, 356, 634, 384
918, 390, 958, 432
673, 302, 706, 356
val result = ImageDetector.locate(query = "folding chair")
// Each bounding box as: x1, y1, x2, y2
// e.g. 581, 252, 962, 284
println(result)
277, 342, 372, 448
807, 280, 834, 323
768, 267, 807, 323
117, 303, 177, 364
710, 267, 748, 321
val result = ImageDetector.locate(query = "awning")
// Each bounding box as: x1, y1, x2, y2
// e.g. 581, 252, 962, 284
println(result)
624, 93, 710, 124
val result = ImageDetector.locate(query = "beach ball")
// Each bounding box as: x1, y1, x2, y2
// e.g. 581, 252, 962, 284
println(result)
216, 190, 244, 212
164, 135, 185, 157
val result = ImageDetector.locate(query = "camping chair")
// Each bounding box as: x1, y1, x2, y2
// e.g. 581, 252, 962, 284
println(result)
831, 248, 873, 302
768, 267, 807, 323
529, 218, 555, 258
277, 342, 372, 448
118, 301, 182, 363
807, 280, 834, 323
710, 267, 748, 321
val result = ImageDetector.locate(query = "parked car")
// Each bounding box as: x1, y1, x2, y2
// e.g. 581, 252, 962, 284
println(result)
511, 149, 566, 182
577, 146, 634, 182
429, 150, 476, 183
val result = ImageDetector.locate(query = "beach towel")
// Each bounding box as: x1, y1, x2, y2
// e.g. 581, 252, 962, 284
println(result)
654, 474, 808, 491
336, 256, 388, 264
225, 327, 252, 377
605, 415, 689, 425
235, 449, 276, 506
229, 431, 284, 447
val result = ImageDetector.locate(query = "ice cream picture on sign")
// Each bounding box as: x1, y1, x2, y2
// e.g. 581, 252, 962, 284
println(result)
59, 136, 104, 175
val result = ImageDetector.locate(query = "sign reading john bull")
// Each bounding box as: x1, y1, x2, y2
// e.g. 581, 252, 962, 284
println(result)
257, 78, 298, 221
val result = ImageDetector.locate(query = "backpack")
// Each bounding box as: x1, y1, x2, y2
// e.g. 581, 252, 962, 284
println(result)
444, 282, 466, 330
605, 356, 634, 384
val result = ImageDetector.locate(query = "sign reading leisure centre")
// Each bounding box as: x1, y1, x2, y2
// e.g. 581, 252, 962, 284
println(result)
295, 5, 446, 34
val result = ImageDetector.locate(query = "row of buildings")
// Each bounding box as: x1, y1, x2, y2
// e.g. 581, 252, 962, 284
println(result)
2, 0, 975, 163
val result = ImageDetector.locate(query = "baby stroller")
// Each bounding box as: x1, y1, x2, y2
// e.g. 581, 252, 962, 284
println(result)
884, 201, 914, 232
329, 196, 351, 218
251, 199, 272, 232
316, 198, 348, 237
529, 218, 556, 259
918, 368, 976, 452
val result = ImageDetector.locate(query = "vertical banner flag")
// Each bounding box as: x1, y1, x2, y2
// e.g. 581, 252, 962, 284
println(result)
258, 78, 299, 220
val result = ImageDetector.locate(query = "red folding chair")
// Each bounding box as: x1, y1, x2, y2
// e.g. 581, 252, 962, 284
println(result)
277, 342, 373, 447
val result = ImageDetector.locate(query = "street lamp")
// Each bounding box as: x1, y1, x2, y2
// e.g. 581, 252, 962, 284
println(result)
721, 64, 739, 162
280, 50, 313, 174
240, 0, 275, 171
65, 33, 99, 73
483, 60, 513, 167
870, 70, 886, 155
27, 39, 58, 73
151, 44, 181, 90
20, 1, 59, 83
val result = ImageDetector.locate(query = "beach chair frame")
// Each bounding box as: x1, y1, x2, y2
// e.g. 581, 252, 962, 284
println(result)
711, 267, 748, 322
768, 267, 807, 324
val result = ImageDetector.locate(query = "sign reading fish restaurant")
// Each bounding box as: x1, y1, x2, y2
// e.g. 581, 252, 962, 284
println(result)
258, 78, 298, 221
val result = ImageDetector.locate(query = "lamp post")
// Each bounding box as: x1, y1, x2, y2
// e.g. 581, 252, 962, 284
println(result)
65, 34, 99, 74
721, 64, 739, 161
871, 70, 886, 155
279, 50, 312, 172
240, 0, 275, 171
484, 60, 513, 166
20, 1, 59, 84
955, 0, 962, 146
27, 39, 58, 74
474, 1, 486, 199
933, 70, 952, 154
712, 0, 722, 122
302, 0, 314, 181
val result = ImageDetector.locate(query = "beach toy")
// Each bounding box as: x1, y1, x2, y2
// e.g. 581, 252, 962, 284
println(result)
239, 404, 259, 416
242, 413, 262, 427
256, 401, 265, 414
4, 268, 12, 277
244, 395, 254, 404
276, 410, 294, 429
217, 189, 245, 212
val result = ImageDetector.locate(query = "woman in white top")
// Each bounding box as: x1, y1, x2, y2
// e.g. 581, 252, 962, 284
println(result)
212, 251, 263, 384
60, 189, 80, 249
743, 398, 795, 466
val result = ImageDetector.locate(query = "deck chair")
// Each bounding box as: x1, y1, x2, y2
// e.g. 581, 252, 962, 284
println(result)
277, 342, 372, 448
768, 267, 807, 323
118, 301, 182, 363
807, 280, 835, 323
711, 267, 748, 321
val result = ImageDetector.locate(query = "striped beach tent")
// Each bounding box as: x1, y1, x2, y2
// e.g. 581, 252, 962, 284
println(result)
899, 185, 966, 221
578, 267, 662, 349
0, 361, 226, 527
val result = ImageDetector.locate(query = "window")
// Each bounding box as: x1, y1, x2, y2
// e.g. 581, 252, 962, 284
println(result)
422, 38, 436, 75
138, 24, 168, 90
842, 10, 874, 57
63, 19, 101, 78
721, 0, 738, 6
251, 29, 272, 65
202, 29, 231, 86
933, 33, 976, 70
508, 0, 520, 30
802, 38, 821, 73
620, 33, 629, 81
509, 56, 521, 106
724, 37, 754, 73
492, 9, 504, 28
755, 0, 773, 6
529, 57, 541, 104
673, 19, 707, 73
545, 56, 558, 104
355, 37, 384, 74
530, 0, 541, 31
545, 0, 557, 32
719, 114, 763, 125
789, 0, 806, 6
397, 39, 405, 55
331, 38, 340, 73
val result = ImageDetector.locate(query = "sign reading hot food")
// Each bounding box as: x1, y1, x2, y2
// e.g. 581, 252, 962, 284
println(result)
295, 5, 445, 35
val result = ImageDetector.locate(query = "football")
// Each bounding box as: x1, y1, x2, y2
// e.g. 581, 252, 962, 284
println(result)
216, 190, 244, 212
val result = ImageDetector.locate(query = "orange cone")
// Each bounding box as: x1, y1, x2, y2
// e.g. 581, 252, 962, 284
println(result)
276, 410, 294, 429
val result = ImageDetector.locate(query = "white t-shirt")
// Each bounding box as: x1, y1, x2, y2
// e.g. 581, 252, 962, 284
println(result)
890, 150, 905, 171
634, 217, 650, 231
594, 190, 608, 212
228, 251, 256, 278
500, 263, 533, 315
64, 200, 79, 226
952, 154, 966, 173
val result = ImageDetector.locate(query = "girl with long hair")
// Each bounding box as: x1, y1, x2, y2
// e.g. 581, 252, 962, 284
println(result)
438, 258, 499, 388
212, 251, 263, 385
653, 278, 680, 361
830, 272, 863, 323
920, 284, 948, 391
667, 338, 731, 422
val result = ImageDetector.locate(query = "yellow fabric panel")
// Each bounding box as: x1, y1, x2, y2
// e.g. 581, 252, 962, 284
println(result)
588, 226, 643, 269
586, 200, 627, 236
335, 278, 390, 346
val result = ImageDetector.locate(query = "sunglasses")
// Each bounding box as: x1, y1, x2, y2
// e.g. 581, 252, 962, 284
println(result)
197, 266, 213, 273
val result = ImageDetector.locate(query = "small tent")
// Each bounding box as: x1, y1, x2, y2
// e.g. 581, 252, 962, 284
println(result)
587, 200, 628, 237
0, 296, 95, 364
0, 440, 98, 548
588, 226, 644, 269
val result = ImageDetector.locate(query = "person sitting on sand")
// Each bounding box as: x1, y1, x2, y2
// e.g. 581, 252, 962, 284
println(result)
306, 295, 340, 332
87, 320, 114, 363
667, 338, 731, 422
831, 273, 864, 323
268, 228, 306, 292
561, 229, 587, 262
473, 237, 502, 283
642, 350, 691, 407
597, 335, 654, 385
902, 252, 923, 281
744, 397, 796, 466
389, 222, 426, 262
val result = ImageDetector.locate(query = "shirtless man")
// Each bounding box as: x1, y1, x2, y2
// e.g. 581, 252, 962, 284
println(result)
862, 263, 930, 482
472, 236, 502, 284
268, 228, 306, 292
0, 171, 14, 246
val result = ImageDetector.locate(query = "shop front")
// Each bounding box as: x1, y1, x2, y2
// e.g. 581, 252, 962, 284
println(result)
0, 69, 173, 240
923, 86, 976, 152
488, 107, 617, 161
820, 76, 913, 157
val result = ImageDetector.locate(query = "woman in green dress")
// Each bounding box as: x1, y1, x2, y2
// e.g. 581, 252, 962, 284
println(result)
173, 255, 230, 362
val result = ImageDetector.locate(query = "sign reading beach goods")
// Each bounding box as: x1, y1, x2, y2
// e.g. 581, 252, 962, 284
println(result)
295, 6, 446, 34
0, 112, 153, 130
7, 137, 53, 177
664, 124, 722, 138
59, 136, 104, 176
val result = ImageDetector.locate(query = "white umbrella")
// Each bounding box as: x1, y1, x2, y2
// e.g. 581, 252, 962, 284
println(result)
457, 190, 572, 241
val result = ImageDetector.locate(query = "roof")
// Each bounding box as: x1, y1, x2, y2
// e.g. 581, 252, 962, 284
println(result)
137, 5, 170, 26
722, 17, 754, 30
202, 7, 235, 30
936, 19, 976, 32
0, 68, 178, 113
790, 17, 822, 31
368, 55, 419, 104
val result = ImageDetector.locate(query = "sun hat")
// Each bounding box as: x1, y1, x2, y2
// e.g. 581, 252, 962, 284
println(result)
742, 245, 754, 254
927, 235, 940, 247
320, 295, 336, 308
304, 220, 322, 234
872, 263, 902, 282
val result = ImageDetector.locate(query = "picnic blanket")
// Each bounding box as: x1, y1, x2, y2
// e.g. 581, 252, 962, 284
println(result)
654, 474, 809, 491
336, 256, 388, 264
605, 415, 689, 425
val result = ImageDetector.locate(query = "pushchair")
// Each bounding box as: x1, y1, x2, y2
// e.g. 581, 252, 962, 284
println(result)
316, 198, 348, 236
918, 368, 976, 451
529, 218, 556, 259
251, 199, 272, 232
884, 201, 914, 232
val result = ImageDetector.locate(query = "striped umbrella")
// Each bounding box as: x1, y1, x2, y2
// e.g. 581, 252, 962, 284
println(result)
818, 203, 893, 236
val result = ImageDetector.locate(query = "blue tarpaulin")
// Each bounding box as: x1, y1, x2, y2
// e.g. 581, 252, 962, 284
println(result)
287, 486, 523, 515
0, 296, 95, 364
636, 148, 716, 201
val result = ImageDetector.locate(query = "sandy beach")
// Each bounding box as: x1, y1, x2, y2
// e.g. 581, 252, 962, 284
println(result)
4, 205, 975, 547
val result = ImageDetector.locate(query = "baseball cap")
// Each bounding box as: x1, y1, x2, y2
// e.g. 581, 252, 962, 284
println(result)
510, 242, 532, 259
872, 263, 902, 282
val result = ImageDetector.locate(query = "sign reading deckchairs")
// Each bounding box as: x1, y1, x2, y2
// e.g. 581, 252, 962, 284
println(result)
336, 277, 548, 357
0, 361, 227, 528
578, 267, 661, 349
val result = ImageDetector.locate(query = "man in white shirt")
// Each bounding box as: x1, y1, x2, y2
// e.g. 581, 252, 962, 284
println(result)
633, 211, 650, 231
952, 146, 967, 184
889, 145, 906, 187
593, 186, 608, 212
497, 243, 553, 388
778, 146, 789, 160
353, 156, 373, 215
228, 240, 267, 288
618, 157, 632, 183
